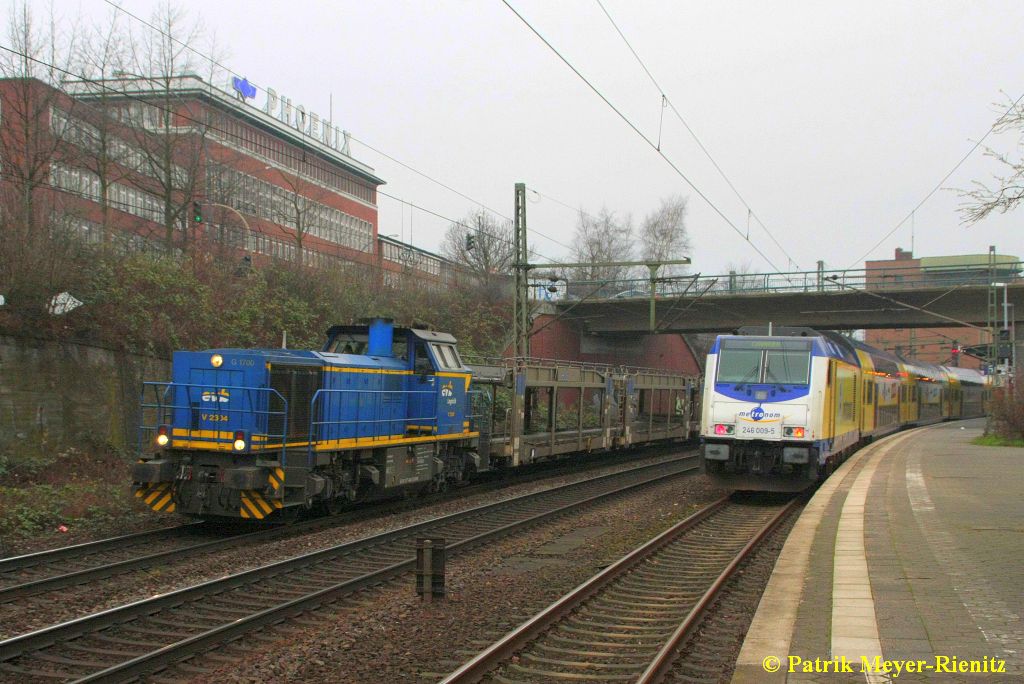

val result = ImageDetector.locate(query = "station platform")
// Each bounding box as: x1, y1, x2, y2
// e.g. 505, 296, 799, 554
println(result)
734, 419, 1023, 682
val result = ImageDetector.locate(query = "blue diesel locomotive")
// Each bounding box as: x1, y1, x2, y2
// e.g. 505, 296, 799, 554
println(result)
133, 319, 484, 520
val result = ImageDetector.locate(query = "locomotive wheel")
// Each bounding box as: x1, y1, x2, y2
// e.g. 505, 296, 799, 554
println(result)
276, 506, 303, 524
320, 495, 342, 516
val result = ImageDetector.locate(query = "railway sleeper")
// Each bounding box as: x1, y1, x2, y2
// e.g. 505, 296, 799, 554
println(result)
0, 662, 70, 679
91, 634, 165, 648
505, 663, 635, 681
547, 635, 660, 649
532, 644, 657, 659
522, 654, 647, 669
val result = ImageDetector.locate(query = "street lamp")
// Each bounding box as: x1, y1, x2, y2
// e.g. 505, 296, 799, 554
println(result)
202, 202, 254, 256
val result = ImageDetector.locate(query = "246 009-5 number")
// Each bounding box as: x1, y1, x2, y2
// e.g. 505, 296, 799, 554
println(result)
739, 425, 777, 436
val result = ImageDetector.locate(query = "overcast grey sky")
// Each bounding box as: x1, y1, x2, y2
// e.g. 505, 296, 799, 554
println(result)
21, 1, 1024, 274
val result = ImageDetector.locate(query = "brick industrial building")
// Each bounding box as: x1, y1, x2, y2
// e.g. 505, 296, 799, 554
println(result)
865, 247, 1020, 370
0, 74, 452, 286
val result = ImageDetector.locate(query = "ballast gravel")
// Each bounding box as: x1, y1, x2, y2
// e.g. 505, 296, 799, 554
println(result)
180, 474, 728, 683
0, 451, 700, 641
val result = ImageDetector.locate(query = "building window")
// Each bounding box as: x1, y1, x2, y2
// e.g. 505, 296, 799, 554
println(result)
206, 163, 375, 253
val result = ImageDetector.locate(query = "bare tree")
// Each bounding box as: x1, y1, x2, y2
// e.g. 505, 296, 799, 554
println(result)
639, 195, 690, 276
0, 1, 85, 316
440, 209, 514, 299
114, 1, 222, 252
960, 96, 1024, 224
264, 162, 335, 267
569, 207, 634, 284
71, 9, 128, 244
717, 260, 763, 292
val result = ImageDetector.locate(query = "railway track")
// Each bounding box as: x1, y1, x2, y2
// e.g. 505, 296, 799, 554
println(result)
0, 454, 697, 683
441, 493, 799, 683
0, 523, 257, 604
0, 447, 692, 609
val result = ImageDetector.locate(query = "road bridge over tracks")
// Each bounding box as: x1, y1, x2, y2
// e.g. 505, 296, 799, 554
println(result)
548, 263, 1024, 335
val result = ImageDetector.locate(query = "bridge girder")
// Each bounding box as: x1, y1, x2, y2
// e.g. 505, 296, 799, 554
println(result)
555, 284, 1024, 335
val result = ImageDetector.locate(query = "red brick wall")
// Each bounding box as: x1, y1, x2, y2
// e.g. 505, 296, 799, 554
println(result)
525, 314, 700, 374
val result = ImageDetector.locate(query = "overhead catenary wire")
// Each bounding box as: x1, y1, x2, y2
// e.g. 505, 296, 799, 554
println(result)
593, 0, 801, 270
98, 0, 578, 263
500, 0, 787, 275
848, 88, 1024, 269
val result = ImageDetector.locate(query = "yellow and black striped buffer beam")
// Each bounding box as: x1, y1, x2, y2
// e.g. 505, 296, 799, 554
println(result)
268, 467, 285, 491
135, 483, 176, 513
239, 489, 284, 519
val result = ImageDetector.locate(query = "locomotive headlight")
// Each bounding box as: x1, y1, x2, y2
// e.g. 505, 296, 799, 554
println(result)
155, 425, 170, 447
713, 423, 735, 436
233, 430, 246, 451
211, 354, 224, 368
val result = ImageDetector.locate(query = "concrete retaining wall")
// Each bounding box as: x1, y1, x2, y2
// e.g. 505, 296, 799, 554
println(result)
0, 336, 169, 452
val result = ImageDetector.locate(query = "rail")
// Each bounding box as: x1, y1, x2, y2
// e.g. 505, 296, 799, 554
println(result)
440, 496, 798, 683
0, 457, 699, 681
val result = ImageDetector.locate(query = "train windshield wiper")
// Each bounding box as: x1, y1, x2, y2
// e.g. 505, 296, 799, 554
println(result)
763, 366, 789, 391
734, 363, 762, 389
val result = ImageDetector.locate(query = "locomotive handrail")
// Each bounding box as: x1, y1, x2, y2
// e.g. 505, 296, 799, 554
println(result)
305, 387, 440, 467
139, 382, 289, 462
466, 389, 490, 435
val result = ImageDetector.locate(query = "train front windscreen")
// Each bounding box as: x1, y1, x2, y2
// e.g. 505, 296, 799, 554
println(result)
716, 338, 812, 386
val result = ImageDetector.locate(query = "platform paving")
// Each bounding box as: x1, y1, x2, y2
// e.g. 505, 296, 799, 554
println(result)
734, 419, 1023, 683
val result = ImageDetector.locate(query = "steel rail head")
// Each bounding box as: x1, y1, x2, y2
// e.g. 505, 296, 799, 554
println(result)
0, 522, 204, 572
0, 520, 299, 604
438, 495, 732, 684
635, 497, 801, 684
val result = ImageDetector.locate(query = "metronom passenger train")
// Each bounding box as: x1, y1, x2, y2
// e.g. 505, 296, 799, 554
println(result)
700, 326, 988, 492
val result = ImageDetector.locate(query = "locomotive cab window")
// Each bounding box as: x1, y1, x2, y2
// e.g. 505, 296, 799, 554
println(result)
413, 341, 434, 374
717, 338, 812, 385
431, 343, 462, 370
326, 333, 368, 355
393, 338, 408, 361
